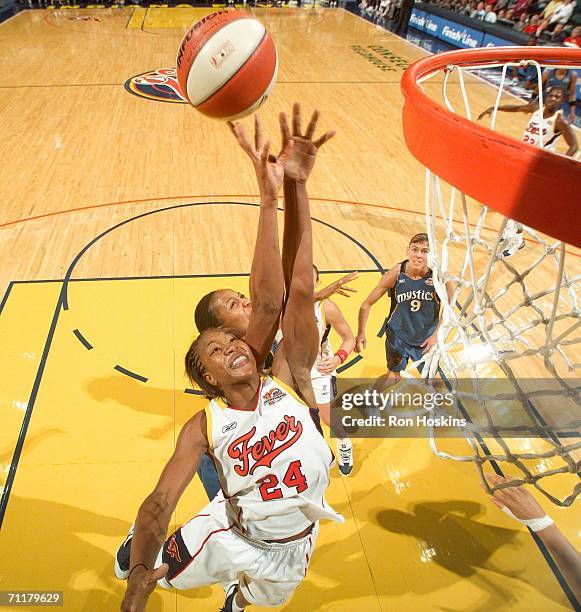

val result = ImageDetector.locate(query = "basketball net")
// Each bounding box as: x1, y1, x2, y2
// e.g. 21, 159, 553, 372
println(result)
400, 52, 580, 507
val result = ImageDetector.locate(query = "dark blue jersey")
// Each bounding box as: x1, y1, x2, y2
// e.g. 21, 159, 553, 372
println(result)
386, 260, 441, 346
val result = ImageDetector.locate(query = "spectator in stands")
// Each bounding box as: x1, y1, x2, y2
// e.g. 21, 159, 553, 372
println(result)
543, 67, 578, 121
484, 3, 498, 20
524, 13, 542, 31
471, 0, 487, 17
547, 0, 576, 26
465, 0, 478, 14
543, 21, 569, 40
497, 7, 508, 20
505, 7, 516, 20
563, 24, 581, 44
513, 0, 533, 17
541, 0, 564, 19
514, 12, 529, 29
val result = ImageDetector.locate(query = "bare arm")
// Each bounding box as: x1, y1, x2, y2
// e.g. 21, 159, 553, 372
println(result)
556, 114, 579, 157
478, 101, 538, 121
316, 299, 356, 375
280, 103, 335, 293
314, 271, 358, 301
486, 475, 581, 602
228, 118, 292, 366
121, 411, 209, 612
271, 104, 336, 407
355, 267, 398, 352
568, 72, 577, 103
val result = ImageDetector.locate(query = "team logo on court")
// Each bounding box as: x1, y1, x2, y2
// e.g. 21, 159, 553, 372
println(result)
124, 68, 187, 104
263, 388, 285, 406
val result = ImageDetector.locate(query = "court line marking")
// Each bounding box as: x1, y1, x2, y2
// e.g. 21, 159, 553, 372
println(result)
114, 364, 148, 383
2, 193, 577, 260
73, 328, 93, 350
0, 200, 384, 531
1, 202, 577, 607
0, 282, 14, 317
0, 9, 26, 26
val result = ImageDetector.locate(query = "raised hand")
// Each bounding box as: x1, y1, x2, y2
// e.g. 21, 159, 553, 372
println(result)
229, 115, 294, 202
477, 107, 493, 121
121, 563, 169, 612
485, 474, 545, 520
315, 271, 358, 301
279, 102, 336, 183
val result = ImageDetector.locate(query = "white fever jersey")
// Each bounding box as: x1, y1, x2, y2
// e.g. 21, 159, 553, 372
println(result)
204, 375, 344, 541
522, 109, 561, 151
311, 300, 334, 378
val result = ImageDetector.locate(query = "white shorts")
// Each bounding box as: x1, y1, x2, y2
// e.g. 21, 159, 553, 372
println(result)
312, 375, 337, 405
155, 496, 319, 608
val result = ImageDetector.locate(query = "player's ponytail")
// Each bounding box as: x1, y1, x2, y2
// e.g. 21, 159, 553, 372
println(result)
194, 291, 222, 332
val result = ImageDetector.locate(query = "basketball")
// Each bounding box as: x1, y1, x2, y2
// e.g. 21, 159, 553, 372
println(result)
176, 10, 278, 121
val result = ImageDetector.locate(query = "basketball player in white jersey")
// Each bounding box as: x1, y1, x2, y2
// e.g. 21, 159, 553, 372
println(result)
311, 264, 356, 475
192, 105, 351, 498
478, 86, 578, 156
116, 106, 343, 612
478, 86, 578, 256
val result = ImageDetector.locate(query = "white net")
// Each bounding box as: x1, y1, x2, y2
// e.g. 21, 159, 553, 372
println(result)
403, 57, 581, 507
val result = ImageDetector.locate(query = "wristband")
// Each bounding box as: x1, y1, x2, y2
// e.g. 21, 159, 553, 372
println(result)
335, 349, 348, 364
128, 563, 149, 579
501, 506, 554, 532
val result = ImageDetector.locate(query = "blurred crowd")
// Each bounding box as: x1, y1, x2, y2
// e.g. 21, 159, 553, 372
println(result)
430, 0, 580, 45
359, 0, 581, 45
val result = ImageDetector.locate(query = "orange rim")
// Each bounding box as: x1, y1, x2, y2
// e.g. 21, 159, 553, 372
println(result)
401, 47, 581, 248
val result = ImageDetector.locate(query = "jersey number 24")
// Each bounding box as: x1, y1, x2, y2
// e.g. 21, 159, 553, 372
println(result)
257, 460, 308, 501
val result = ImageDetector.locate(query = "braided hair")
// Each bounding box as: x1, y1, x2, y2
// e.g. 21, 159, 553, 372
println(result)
185, 327, 247, 400
185, 331, 221, 399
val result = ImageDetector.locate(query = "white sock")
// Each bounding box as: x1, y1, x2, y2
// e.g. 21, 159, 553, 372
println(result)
337, 438, 351, 448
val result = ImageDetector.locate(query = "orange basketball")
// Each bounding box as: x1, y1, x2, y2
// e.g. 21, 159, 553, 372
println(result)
176, 10, 278, 121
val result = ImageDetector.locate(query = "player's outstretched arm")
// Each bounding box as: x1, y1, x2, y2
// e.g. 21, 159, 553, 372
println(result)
279, 103, 335, 292
272, 185, 319, 407
314, 271, 359, 301
556, 114, 579, 157
477, 102, 537, 120
485, 475, 581, 602
121, 411, 209, 612
355, 267, 398, 352
228, 117, 293, 366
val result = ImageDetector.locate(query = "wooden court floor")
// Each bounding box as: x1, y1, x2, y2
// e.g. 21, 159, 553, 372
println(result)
0, 6, 579, 611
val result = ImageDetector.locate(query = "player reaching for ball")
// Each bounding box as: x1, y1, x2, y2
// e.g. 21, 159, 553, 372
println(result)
355, 233, 453, 386
478, 86, 578, 156
478, 86, 578, 257
115, 105, 344, 612
193, 104, 352, 496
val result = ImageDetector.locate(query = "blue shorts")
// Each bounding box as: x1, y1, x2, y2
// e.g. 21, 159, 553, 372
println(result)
385, 328, 424, 373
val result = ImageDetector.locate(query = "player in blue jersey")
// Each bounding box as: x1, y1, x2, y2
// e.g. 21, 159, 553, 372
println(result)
355, 233, 452, 383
